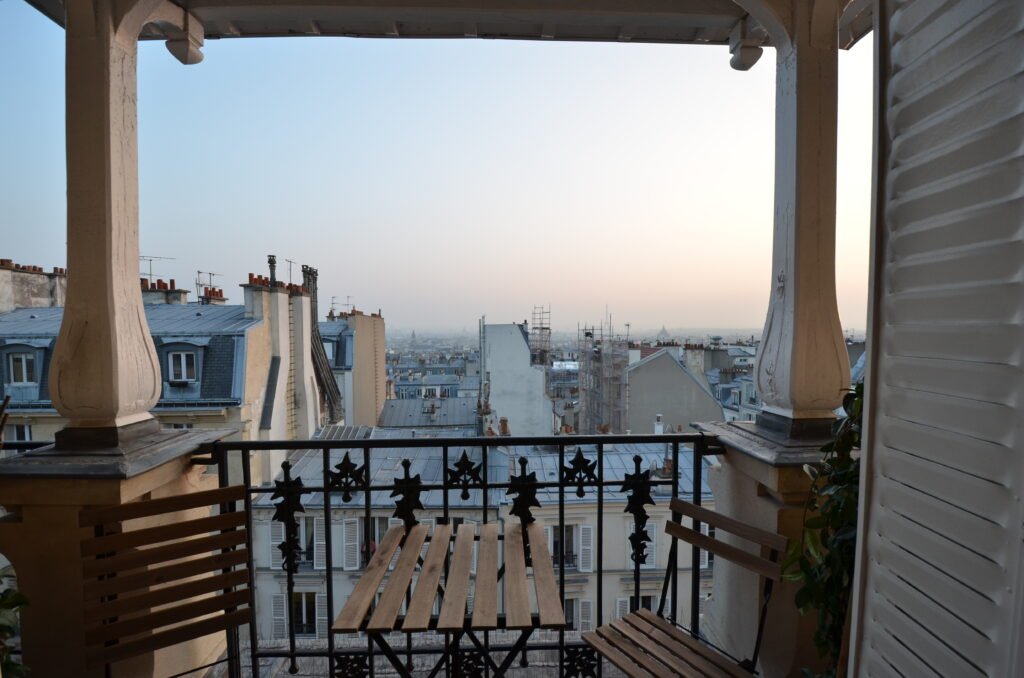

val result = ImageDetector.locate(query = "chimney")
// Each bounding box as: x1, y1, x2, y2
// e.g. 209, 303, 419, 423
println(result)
499, 417, 511, 436
200, 286, 228, 305
654, 414, 664, 435
141, 278, 188, 305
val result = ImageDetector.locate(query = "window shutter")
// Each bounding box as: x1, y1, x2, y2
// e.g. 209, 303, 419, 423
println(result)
699, 524, 710, 570
579, 599, 593, 632
578, 525, 594, 573
645, 522, 657, 570
272, 594, 287, 639
316, 594, 328, 639
615, 598, 629, 619
342, 518, 360, 570
545, 525, 553, 554
270, 520, 284, 570
314, 517, 327, 570
388, 518, 404, 570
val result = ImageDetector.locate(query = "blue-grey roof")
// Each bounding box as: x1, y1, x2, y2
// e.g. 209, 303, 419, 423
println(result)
0, 304, 259, 336
423, 374, 459, 386
378, 398, 479, 428
318, 319, 350, 338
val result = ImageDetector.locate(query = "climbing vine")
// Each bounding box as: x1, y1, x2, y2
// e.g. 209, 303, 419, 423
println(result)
784, 381, 863, 678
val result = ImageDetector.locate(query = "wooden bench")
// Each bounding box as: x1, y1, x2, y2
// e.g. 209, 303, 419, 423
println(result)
584, 497, 789, 677
334, 519, 565, 676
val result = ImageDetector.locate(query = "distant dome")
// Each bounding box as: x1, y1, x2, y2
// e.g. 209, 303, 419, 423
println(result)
656, 326, 671, 341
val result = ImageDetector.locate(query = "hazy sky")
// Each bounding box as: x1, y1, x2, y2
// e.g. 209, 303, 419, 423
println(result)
1, 2, 873, 334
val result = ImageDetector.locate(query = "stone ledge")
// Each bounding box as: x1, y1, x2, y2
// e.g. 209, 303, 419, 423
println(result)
695, 420, 830, 468
0, 428, 233, 480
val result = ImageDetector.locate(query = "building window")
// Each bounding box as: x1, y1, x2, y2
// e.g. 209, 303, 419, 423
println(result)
564, 598, 577, 630
290, 592, 317, 637
168, 351, 197, 383
3, 424, 31, 442
8, 353, 36, 384
163, 423, 194, 431
552, 525, 577, 570
323, 341, 335, 361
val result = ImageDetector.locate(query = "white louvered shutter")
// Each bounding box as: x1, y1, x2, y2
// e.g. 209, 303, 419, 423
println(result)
313, 518, 326, 570
316, 594, 328, 639
699, 524, 710, 570
342, 518, 360, 571
579, 599, 593, 632
615, 598, 629, 619
545, 525, 553, 553
645, 522, 657, 570
272, 594, 287, 639
270, 521, 284, 570
388, 518, 404, 570
854, 2, 1024, 676
578, 525, 594, 572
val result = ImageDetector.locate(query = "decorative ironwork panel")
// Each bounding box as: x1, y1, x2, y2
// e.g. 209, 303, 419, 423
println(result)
333, 653, 369, 678
507, 456, 541, 524
562, 448, 598, 498
621, 455, 656, 566
456, 649, 487, 678
270, 460, 306, 574
327, 451, 366, 502
563, 645, 599, 678
446, 449, 483, 500
391, 458, 424, 530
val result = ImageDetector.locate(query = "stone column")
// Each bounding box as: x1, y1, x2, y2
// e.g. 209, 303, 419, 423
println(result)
49, 0, 166, 445
755, 0, 850, 434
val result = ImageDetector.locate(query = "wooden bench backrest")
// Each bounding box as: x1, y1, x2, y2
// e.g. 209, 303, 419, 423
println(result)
79, 485, 252, 668
665, 497, 788, 581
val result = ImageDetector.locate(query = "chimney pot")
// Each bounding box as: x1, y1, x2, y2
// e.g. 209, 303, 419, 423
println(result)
169, 278, 176, 289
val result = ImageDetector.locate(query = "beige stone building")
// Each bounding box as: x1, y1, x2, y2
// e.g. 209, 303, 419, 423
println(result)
320, 309, 387, 427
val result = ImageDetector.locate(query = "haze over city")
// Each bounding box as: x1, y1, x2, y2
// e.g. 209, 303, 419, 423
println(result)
1, 1, 872, 333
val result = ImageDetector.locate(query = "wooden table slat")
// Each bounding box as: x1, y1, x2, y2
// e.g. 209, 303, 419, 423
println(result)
583, 631, 657, 678
367, 524, 429, 632
503, 522, 532, 629
470, 523, 499, 630
526, 522, 565, 628
402, 523, 452, 632
333, 525, 405, 632
437, 523, 475, 631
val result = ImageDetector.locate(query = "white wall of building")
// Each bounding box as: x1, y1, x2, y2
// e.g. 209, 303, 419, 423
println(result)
481, 323, 551, 437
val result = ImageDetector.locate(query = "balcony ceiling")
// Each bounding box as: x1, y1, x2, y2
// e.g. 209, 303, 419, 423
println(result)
26, 0, 873, 48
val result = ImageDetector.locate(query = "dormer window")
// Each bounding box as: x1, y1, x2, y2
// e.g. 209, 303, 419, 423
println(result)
168, 351, 197, 384
8, 353, 36, 384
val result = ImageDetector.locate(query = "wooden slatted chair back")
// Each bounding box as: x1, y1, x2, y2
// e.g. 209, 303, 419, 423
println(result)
665, 497, 788, 581
78, 485, 252, 668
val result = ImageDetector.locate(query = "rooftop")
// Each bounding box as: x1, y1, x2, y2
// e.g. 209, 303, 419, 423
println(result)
0, 304, 259, 337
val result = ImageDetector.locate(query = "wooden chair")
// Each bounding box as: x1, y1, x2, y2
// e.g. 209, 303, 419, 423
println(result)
79, 485, 252, 669
584, 497, 789, 677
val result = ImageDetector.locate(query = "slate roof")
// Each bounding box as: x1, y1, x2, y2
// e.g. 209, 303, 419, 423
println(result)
377, 398, 479, 429
0, 304, 258, 336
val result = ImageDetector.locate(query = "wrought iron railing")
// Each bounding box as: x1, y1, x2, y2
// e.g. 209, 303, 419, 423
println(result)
202, 431, 720, 677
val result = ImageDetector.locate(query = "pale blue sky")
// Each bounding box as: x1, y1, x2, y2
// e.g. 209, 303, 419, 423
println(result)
0, 1, 873, 333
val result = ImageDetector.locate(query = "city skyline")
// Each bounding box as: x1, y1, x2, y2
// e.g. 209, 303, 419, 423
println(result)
1, 1, 873, 333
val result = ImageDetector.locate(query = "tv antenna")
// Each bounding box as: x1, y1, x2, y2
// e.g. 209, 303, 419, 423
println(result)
140, 255, 175, 283
284, 258, 297, 285
344, 296, 354, 312
195, 270, 222, 300
329, 296, 339, 315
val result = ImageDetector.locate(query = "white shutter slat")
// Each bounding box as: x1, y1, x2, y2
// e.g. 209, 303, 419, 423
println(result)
314, 517, 327, 570
272, 594, 287, 640
270, 520, 284, 570
615, 598, 629, 619
342, 518, 360, 571
316, 594, 329, 639
578, 525, 594, 572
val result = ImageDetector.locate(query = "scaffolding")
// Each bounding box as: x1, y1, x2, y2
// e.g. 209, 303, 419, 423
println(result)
577, 322, 629, 434
529, 305, 552, 366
